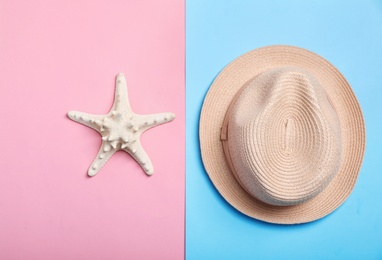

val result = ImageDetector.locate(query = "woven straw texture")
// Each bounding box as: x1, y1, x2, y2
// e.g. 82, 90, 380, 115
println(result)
199, 45, 365, 224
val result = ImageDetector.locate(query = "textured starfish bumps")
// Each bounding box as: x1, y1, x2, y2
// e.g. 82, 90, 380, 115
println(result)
67, 73, 175, 177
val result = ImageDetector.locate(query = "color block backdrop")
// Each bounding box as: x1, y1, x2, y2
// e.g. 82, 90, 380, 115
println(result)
186, 0, 382, 259
0, 0, 184, 259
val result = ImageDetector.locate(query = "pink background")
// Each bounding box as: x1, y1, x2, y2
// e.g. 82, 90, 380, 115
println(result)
0, 0, 184, 259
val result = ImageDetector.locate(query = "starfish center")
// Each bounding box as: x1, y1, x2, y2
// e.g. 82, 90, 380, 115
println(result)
97, 111, 140, 150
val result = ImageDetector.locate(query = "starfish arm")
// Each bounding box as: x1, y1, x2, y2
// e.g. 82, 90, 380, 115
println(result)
87, 141, 118, 177
138, 112, 175, 132
112, 73, 131, 113
67, 111, 104, 132
122, 141, 154, 176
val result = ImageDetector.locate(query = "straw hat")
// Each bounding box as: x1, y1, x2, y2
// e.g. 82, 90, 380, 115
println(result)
199, 45, 365, 224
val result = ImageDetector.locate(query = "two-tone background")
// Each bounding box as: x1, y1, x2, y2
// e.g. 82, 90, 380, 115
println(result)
1, 0, 381, 259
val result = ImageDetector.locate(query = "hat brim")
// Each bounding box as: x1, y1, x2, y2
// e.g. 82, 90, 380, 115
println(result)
199, 45, 365, 224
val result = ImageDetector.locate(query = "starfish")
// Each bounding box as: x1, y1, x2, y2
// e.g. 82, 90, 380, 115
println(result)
67, 73, 175, 177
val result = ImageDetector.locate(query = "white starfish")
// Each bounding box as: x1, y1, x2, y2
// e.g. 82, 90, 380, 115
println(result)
67, 73, 175, 177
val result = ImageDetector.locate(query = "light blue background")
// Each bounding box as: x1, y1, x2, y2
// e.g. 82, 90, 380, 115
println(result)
186, 0, 382, 259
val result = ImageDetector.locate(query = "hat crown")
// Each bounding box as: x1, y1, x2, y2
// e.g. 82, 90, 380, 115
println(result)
225, 67, 342, 206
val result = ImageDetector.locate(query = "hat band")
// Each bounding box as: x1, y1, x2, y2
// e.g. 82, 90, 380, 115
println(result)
220, 78, 259, 199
